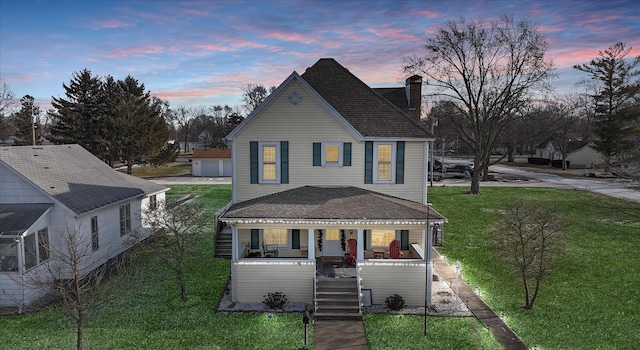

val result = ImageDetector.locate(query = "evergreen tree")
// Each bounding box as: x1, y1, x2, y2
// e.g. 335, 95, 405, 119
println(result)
12, 95, 40, 145
49, 69, 108, 160
574, 43, 640, 169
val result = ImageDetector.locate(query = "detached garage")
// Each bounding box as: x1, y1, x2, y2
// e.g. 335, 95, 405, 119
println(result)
191, 148, 232, 177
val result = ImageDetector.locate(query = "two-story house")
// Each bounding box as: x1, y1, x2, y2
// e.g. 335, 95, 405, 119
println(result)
219, 59, 446, 308
0, 144, 168, 313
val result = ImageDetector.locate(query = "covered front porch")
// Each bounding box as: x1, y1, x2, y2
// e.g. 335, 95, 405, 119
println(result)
219, 186, 446, 306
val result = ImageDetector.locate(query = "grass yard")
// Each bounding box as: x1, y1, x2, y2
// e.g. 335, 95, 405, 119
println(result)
119, 162, 192, 178
430, 186, 640, 350
2, 184, 638, 349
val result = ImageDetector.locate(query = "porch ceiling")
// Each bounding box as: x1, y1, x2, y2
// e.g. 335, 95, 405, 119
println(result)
221, 186, 446, 223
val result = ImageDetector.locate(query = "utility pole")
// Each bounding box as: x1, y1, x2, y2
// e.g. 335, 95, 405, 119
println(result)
31, 107, 36, 146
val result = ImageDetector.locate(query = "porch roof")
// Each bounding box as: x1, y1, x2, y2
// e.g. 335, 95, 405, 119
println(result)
0, 203, 52, 236
220, 186, 446, 225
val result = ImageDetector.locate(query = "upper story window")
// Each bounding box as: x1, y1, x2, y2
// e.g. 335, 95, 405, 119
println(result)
375, 143, 394, 182
365, 141, 404, 184
313, 142, 351, 167
251, 141, 289, 184
260, 142, 280, 183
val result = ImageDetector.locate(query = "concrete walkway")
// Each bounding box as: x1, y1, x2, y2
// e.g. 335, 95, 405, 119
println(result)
314, 320, 368, 350
432, 248, 529, 350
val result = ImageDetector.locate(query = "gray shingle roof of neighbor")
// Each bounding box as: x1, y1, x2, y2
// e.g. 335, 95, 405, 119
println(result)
0, 203, 53, 235
221, 186, 445, 222
0, 144, 168, 215
300, 58, 432, 139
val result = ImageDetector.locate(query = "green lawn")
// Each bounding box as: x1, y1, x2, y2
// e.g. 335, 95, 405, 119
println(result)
2, 185, 638, 349
430, 186, 640, 350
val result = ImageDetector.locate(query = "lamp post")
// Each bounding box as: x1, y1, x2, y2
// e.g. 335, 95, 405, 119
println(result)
302, 306, 310, 350
454, 260, 461, 311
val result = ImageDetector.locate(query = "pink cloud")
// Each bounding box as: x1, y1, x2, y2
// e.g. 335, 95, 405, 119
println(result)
92, 20, 134, 30
182, 8, 210, 16
260, 31, 317, 45
108, 45, 166, 58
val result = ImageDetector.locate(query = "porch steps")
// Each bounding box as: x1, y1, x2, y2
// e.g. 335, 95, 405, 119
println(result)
314, 277, 362, 321
215, 232, 232, 259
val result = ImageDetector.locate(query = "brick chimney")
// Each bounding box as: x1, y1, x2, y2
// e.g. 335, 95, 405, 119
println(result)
405, 75, 422, 121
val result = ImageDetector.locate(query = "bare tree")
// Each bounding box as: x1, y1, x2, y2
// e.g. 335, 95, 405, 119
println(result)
138, 198, 209, 301
0, 79, 16, 140
404, 15, 556, 194
19, 218, 136, 350
495, 200, 566, 310
171, 106, 200, 152
241, 83, 276, 114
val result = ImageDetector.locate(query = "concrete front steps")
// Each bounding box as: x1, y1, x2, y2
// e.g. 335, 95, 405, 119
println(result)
314, 277, 362, 321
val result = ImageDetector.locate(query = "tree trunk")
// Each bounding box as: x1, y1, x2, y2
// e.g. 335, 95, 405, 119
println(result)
76, 310, 84, 350
176, 269, 187, 301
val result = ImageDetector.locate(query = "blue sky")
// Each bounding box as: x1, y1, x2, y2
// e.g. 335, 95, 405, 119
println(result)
1, 0, 639, 111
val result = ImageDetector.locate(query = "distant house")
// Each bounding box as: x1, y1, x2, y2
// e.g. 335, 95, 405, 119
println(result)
218, 58, 446, 308
535, 137, 603, 168
0, 144, 168, 312
191, 148, 232, 177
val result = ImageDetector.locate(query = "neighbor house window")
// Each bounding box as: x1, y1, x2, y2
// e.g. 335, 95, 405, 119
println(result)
120, 203, 131, 236
149, 195, 157, 210
370, 229, 395, 248
24, 229, 49, 270
263, 228, 287, 246
91, 216, 99, 251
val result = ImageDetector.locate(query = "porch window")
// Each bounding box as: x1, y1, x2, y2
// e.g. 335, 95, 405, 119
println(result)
0, 237, 18, 272
325, 229, 340, 241
371, 229, 395, 248
120, 203, 131, 236
24, 229, 49, 270
264, 228, 287, 246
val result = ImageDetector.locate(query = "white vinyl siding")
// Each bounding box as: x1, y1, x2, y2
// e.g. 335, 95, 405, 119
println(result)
359, 261, 426, 305
233, 261, 315, 303
233, 81, 427, 203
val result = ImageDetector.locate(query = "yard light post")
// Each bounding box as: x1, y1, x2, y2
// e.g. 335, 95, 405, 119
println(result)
302, 306, 310, 350
455, 260, 461, 311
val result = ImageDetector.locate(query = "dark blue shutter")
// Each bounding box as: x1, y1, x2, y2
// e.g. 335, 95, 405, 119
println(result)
313, 142, 321, 166
343, 142, 352, 166
364, 141, 373, 184
400, 230, 409, 250
250, 141, 258, 184
250, 229, 259, 250
396, 141, 405, 184
292, 229, 300, 249
280, 141, 289, 183
363, 230, 368, 250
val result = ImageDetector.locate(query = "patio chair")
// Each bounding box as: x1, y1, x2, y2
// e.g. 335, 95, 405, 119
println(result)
262, 241, 279, 257
345, 238, 357, 265
385, 239, 404, 259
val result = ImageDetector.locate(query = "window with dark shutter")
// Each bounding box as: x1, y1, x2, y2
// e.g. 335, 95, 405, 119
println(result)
251, 229, 259, 249
364, 141, 373, 183
396, 141, 405, 184
313, 142, 321, 166
280, 141, 289, 183
250, 141, 258, 183
343, 142, 352, 166
292, 229, 300, 249
400, 230, 409, 250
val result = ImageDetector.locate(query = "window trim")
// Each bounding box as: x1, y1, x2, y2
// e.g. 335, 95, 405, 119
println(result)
321, 142, 343, 166
258, 142, 281, 183
373, 142, 396, 183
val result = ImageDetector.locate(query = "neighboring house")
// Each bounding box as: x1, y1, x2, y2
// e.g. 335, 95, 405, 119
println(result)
535, 138, 603, 168
191, 148, 232, 177
0, 144, 168, 312
218, 58, 446, 307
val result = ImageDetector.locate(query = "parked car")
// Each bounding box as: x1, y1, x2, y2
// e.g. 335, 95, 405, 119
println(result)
446, 164, 474, 178
428, 159, 443, 171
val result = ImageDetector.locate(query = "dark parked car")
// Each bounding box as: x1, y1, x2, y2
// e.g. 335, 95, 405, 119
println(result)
446, 164, 474, 177
428, 159, 443, 171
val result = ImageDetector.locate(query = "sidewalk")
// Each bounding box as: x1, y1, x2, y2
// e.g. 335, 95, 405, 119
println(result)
432, 248, 530, 350
314, 320, 368, 350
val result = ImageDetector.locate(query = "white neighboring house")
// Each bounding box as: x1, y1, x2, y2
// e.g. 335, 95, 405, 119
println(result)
191, 148, 232, 177
0, 144, 168, 312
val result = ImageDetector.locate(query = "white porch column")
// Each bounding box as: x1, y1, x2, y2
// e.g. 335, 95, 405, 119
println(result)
230, 224, 238, 302
307, 228, 315, 260
357, 229, 364, 261
426, 224, 433, 306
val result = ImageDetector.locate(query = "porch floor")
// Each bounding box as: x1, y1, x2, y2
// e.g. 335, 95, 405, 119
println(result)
316, 258, 356, 278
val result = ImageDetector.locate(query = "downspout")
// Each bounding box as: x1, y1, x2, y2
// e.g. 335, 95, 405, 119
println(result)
423, 142, 429, 204
15, 237, 25, 314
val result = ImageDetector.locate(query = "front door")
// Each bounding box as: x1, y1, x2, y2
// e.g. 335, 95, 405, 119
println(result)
322, 229, 344, 257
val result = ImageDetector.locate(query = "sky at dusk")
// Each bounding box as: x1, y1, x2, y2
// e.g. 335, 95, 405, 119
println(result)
1, 0, 639, 111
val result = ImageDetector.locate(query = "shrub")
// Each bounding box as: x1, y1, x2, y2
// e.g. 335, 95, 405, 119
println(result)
527, 157, 550, 165
263, 292, 288, 309
384, 294, 405, 311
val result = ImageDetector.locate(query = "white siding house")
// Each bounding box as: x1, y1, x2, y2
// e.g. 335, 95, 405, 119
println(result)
191, 148, 232, 177
0, 144, 168, 313
219, 59, 446, 310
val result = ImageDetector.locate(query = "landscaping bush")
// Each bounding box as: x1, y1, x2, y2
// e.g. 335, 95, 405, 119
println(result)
384, 294, 405, 311
550, 159, 570, 168
263, 292, 288, 309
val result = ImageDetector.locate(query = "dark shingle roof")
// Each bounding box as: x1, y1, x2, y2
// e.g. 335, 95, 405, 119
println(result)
301, 59, 431, 139
221, 186, 445, 221
374, 87, 410, 115
0, 145, 168, 214
0, 204, 52, 235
